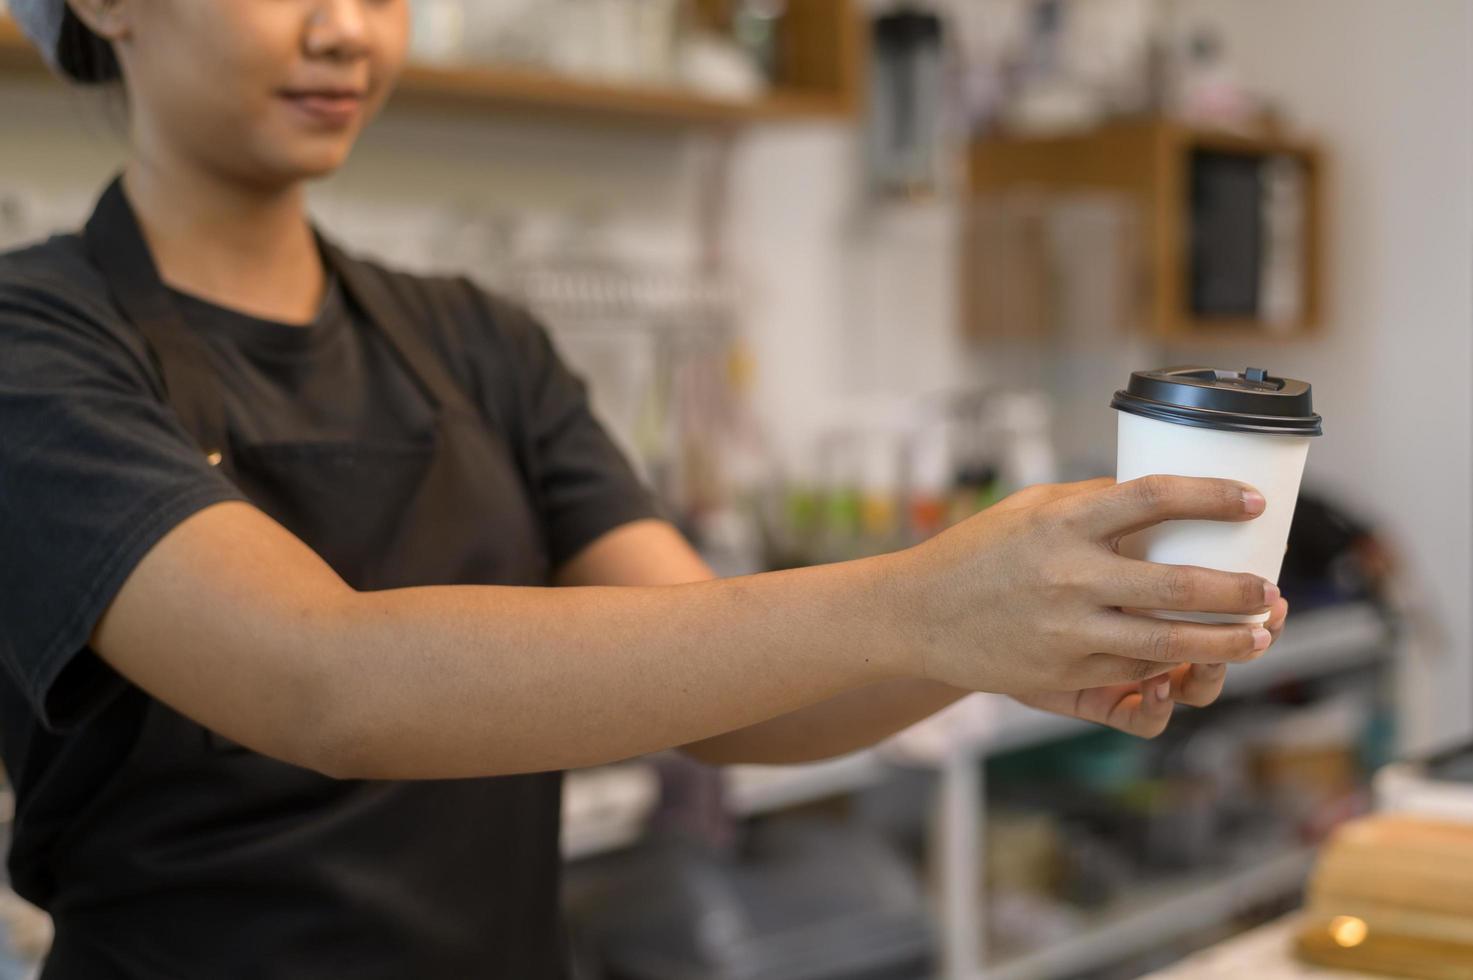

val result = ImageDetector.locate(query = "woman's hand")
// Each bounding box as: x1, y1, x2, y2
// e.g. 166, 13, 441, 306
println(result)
890, 475, 1281, 696
1010, 596, 1289, 738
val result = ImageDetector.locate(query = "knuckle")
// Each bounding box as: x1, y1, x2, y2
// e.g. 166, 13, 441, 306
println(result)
1147, 624, 1184, 663
1011, 485, 1050, 507
1185, 664, 1227, 705
1160, 567, 1196, 607
1047, 560, 1089, 597
1128, 657, 1162, 682
1021, 506, 1059, 539
1037, 552, 1095, 604
1038, 614, 1074, 646
1239, 574, 1265, 610
1034, 566, 1066, 603
1237, 628, 1266, 661
1051, 500, 1086, 534
1132, 475, 1168, 511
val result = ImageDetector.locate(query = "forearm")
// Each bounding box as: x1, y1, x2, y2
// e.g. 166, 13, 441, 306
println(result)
321, 557, 909, 779
681, 678, 972, 766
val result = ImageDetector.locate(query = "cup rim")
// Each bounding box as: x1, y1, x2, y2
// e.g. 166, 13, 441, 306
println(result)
1112, 394, 1323, 436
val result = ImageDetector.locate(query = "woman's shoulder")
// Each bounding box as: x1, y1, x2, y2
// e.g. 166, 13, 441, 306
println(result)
1, 232, 108, 298
0, 233, 155, 373
1, 233, 125, 331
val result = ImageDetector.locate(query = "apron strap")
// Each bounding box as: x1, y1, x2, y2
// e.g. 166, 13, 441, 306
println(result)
83, 177, 232, 467
320, 240, 545, 522
320, 240, 480, 420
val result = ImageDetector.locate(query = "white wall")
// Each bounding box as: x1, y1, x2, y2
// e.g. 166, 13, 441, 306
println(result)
1167, 0, 1473, 752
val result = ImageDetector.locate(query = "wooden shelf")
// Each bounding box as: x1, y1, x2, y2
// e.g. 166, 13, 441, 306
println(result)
0, 10, 860, 127
967, 118, 1325, 340
392, 60, 848, 126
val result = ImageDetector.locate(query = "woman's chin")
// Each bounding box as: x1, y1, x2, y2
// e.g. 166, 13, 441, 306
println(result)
254, 144, 356, 184
292, 153, 352, 181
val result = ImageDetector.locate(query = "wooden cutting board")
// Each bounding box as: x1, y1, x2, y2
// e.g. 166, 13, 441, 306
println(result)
1296, 815, 1473, 979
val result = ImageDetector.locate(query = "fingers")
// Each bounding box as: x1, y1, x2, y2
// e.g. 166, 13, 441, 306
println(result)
1266, 597, 1289, 639
1058, 598, 1292, 737
1099, 687, 1173, 738
1074, 475, 1266, 541
1090, 611, 1272, 668
1105, 561, 1275, 615
1074, 664, 1217, 739
1169, 662, 1228, 708
1068, 673, 1175, 738
1119, 672, 1175, 737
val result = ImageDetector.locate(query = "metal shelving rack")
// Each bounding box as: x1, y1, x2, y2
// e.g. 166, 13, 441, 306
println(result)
981, 846, 1317, 980
936, 601, 1393, 979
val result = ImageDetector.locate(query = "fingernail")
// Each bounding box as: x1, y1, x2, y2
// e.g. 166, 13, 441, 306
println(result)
1154, 681, 1172, 702
1243, 490, 1267, 515
1252, 628, 1272, 651
1264, 582, 1281, 607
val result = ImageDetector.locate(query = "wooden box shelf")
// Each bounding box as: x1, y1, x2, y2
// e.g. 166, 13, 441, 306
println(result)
968, 119, 1325, 340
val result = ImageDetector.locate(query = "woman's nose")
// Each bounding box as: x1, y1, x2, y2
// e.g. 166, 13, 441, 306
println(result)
304, 0, 373, 60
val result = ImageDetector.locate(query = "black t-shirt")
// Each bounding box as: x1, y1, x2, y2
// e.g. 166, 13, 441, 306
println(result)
0, 232, 661, 900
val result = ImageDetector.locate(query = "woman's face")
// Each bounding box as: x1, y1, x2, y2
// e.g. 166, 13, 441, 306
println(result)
111, 0, 409, 186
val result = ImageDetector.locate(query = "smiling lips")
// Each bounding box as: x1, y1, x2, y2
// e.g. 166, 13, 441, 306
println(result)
279, 88, 366, 127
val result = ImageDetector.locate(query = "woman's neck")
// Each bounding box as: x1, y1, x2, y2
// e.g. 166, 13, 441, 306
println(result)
122, 157, 326, 326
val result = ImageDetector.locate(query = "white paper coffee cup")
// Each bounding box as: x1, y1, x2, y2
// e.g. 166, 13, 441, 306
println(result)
1113, 367, 1323, 625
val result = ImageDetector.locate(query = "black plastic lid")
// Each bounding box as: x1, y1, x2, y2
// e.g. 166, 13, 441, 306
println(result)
1111, 366, 1323, 436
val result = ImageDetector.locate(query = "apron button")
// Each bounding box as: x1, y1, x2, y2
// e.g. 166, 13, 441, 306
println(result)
206, 451, 223, 467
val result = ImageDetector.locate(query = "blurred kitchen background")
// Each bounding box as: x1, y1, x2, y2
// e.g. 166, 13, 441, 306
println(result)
1, 1, 1470, 978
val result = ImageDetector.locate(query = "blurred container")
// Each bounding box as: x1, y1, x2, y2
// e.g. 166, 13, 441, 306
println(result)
1376, 740, 1473, 824
868, 7, 948, 197
409, 0, 468, 64
730, 0, 788, 82
1247, 695, 1371, 834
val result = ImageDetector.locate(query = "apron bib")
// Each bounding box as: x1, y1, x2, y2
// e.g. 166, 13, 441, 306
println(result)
45, 178, 569, 979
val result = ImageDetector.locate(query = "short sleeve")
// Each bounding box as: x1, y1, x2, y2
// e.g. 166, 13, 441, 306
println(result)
0, 262, 246, 731
469, 292, 666, 569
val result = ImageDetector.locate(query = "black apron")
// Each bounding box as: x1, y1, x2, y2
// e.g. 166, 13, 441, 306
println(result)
43, 178, 569, 978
